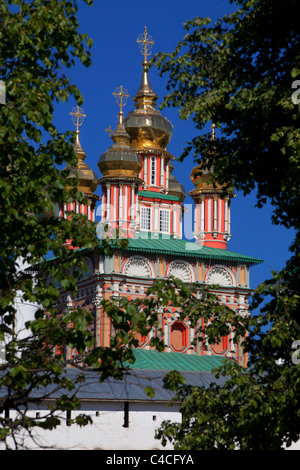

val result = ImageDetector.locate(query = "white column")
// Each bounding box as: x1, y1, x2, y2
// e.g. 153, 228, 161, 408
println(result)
213, 197, 218, 232
224, 198, 228, 232
179, 206, 183, 239
200, 197, 205, 232
124, 185, 128, 222
228, 202, 231, 235
136, 192, 139, 224
131, 185, 135, 220
173, 206, 177, 236
154, 203, 159, 233
101, 195, 104, 220
194, 204, 197, 233
207, 198, 211, 232
160, 157, 164, 187
106, 184, 111, 220
87, 204, 91, 221
110, 185, 114, 221
144, 155, 148, 185
119, 184, 123, 222
166, 161, 169, 190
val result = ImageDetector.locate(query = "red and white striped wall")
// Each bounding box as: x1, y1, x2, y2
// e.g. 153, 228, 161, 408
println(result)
193, 193, 232, 249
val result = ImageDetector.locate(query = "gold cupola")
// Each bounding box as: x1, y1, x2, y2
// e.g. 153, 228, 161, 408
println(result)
97, 86, 142, 178
168, 163, 186, 201
190, 124, 222, 194
124, 27, 173, 151
66, 106, 98, 196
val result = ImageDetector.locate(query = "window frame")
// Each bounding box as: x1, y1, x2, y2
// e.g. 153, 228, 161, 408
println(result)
140, 205, 151, 232
150, 156, 156, 186
159, 208, 170, 234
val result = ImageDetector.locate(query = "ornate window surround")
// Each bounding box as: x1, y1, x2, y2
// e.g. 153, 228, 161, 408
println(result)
170, 320, 189, 352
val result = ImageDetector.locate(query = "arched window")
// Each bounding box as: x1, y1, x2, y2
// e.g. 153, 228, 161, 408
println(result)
133, 331, 147, 347
170, 322, 188, 351
210, 336, 229, 354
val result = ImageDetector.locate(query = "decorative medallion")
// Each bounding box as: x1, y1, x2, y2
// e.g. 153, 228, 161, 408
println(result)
123, 256, 153, 278
167, 261, 193, 283
206, 265, 235, 286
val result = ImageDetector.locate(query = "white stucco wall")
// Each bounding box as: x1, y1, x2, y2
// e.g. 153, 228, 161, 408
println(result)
1, 401, 181, 450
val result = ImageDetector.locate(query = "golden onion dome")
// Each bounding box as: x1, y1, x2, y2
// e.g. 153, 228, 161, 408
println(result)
168, 163, 186, 201
98, 87, 142, 178
190, 124, 222, 193
124, 27, 173, 151
190, 164, 218, 190
68, 137, 98, 195
66, 106, 98, 196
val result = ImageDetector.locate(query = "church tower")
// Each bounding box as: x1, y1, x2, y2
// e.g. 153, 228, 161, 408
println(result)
53, 27, 262, 367
123, 26, 186, 239
97, 87, 143, 239
189, 124, 234, 249
60, 106, 99, 248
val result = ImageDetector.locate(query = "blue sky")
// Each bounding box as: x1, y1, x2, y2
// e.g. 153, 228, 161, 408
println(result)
54, 0, 295, 293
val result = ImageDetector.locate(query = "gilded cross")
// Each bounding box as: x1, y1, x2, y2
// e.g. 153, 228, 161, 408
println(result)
137, 26, 154, 62
105, 124, 113, 137
70, 105, 86, 132
112, 86, 129, 113
211, 123, 216, 141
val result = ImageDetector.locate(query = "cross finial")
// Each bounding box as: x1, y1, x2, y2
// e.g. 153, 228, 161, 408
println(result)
211, 123, 216, 141
137, 26, 154, 63
112, 85, 129, 114
70, 105, 86, 133
105, 124, 114, 137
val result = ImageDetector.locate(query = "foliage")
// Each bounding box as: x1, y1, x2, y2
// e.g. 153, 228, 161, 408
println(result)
0, 0, 150, 450
153, 0, 300, 450
0, 0, 231, 449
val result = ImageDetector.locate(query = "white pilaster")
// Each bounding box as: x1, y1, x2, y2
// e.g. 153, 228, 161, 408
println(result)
166, 160, 169, 190
224, 198, 228, 232
106, 184, 111, 220
119, 184, 123, 222
131, 185, 135, 220
144, 155, 148, 185
213, 197, 218, 232
172, 206, 177, 236
160, 157, 164, 187
200, 197, 205, 233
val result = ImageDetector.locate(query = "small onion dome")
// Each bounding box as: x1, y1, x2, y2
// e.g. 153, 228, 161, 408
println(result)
168, 163, 186, 201
98, 112, 142, 178
66, 134, 98, 195
190, 164, 224, 195
124, 63, 173, 151
190, 124, 223, 193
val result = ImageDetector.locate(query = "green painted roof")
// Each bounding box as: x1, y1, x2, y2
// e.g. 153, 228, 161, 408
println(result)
138, 190, 180, 201
41, 237, 262, 267
130, 349, 227, 372
125, 235, 263, 265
